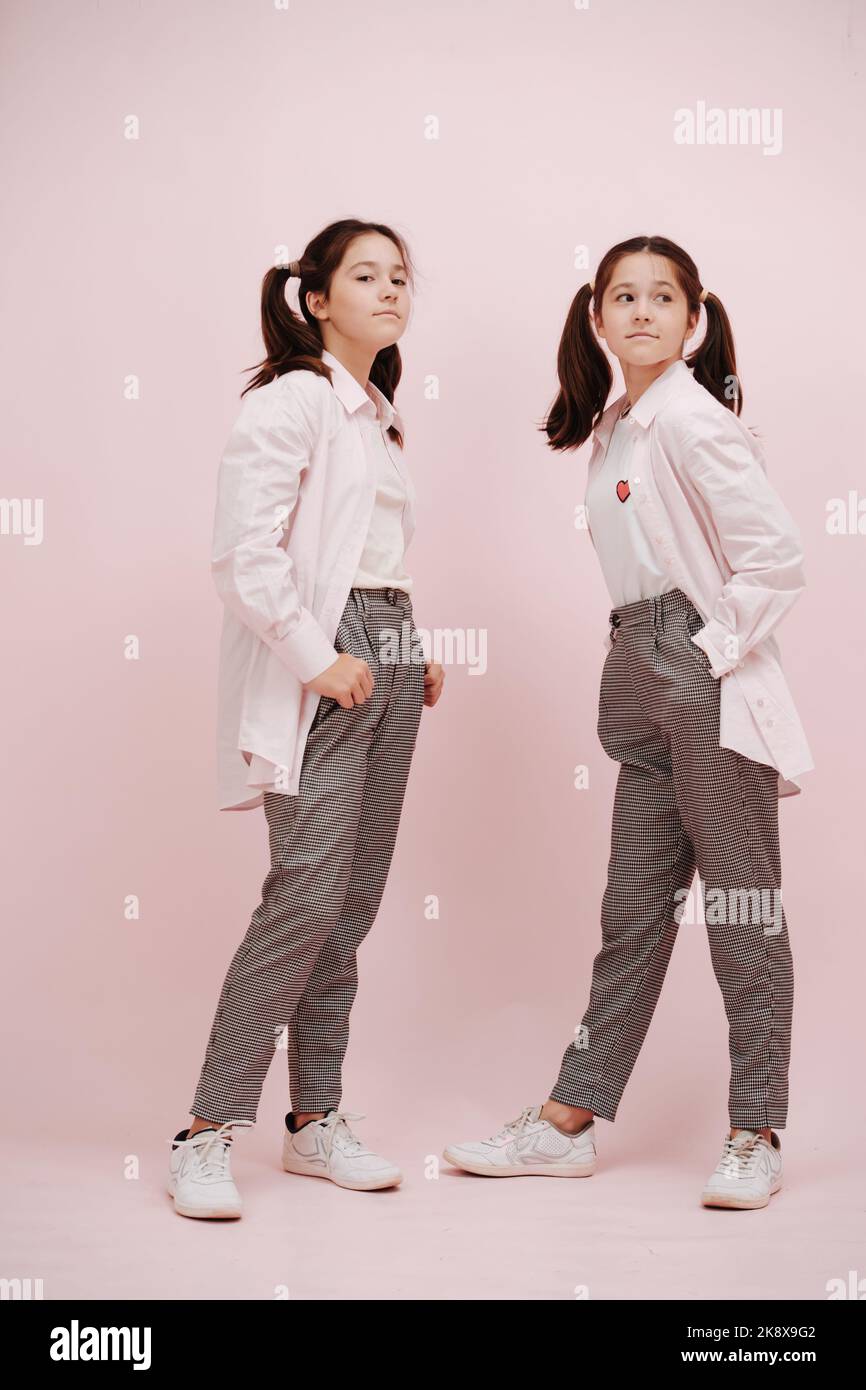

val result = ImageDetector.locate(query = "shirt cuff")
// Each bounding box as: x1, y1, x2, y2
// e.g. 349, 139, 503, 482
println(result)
266, 608, 340, 684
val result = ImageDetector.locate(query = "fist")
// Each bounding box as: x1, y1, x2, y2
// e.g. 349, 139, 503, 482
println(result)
306, 652, 374, 708
423, 660, 445, 707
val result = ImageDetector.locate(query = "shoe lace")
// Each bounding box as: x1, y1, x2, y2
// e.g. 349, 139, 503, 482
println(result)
718, 1131, 764, 1177
167, 1120, 254, 1180
487, 1105, 539, 1145
319, 1110, 368, 1159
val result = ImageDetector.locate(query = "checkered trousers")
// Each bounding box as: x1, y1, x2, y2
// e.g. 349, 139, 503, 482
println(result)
549, 586, 794, 1130
191, 587, 426, 1126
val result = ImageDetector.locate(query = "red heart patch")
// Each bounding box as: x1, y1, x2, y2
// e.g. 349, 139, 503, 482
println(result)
616, 479, 630, 503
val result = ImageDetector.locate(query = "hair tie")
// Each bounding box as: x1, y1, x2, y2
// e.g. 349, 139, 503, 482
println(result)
286, 259, 301, 277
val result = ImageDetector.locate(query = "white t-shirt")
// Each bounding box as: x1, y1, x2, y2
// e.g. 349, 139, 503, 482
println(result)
584, 407, 677, 607
352, 401, 413, 592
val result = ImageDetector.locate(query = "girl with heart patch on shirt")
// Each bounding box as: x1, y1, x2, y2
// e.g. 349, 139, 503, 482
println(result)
442, 235, 808, 1210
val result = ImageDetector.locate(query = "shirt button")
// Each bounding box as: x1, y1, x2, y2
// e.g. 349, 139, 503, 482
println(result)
757, 698, 765, 707
766, 719, 775, 728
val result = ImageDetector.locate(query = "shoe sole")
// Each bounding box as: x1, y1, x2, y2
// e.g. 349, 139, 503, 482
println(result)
167, 1182, 243, 1219
280, 1156, 402, 1191
700, 1176, 782, 1209
442, 1147, 595, 1177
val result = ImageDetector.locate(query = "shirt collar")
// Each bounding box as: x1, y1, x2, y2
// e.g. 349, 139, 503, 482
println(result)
321, 348, 401, 432
591, 357, 690, 451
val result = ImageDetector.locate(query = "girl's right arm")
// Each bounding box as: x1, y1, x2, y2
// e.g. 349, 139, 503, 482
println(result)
211, 382, 342, 685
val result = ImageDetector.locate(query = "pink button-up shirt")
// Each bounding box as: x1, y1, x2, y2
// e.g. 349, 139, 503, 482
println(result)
211, 349, 416, 811
584, 357, 814, 798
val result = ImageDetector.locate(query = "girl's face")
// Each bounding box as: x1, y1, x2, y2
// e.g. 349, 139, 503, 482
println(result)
308, 232, 411, 351
593, 252, 698, 370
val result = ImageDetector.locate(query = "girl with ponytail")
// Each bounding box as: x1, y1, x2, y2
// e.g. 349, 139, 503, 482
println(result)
443, 236, 814, 1211
167, 219, 445, 1218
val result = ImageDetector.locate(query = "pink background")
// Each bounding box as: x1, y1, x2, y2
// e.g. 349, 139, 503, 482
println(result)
3, 0, 864, 1299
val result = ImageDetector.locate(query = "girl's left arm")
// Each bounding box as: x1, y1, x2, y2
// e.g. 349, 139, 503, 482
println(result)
670, 409, 807, 677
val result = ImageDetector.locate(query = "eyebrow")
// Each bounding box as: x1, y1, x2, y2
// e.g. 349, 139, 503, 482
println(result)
348, 260, 408, 273
610, 280, 677, 291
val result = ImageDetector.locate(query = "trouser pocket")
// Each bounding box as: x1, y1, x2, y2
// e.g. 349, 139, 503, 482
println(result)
310, 595, 378, 730
683, 605, 714, 674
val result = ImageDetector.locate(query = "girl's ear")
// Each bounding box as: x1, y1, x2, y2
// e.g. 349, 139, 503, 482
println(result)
306, 289, 327, 321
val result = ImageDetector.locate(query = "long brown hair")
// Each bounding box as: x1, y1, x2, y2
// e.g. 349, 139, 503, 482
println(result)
543, 235, 742, 452
241, 218, 415, 447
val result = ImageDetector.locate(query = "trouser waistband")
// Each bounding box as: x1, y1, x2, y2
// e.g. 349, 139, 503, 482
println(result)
351, 586, 413, 616
609, 587, 696, 631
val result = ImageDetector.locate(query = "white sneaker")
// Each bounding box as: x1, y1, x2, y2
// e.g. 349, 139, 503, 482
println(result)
166, 1120, 253, 1219
281, 1110, 402, 1191
700, 1129, 783, 1209
443, 1103, 596, 1177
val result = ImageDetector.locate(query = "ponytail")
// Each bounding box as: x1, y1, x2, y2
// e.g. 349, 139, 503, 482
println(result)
241, 262, 327, 398
685, 290, 743, 416
542, 282, 612, 451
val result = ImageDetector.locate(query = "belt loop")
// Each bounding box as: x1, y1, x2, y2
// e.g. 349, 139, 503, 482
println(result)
355, 587, 367, 614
